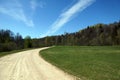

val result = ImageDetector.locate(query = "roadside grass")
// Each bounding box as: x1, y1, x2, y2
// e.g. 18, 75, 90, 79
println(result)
0, 48, 33, 58
40, 46, 120, 80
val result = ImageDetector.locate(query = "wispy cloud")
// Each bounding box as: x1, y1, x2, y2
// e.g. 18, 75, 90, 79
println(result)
30, 0, 45, 11
0, 0, 34, 27
41, 0, 95, 37
30, 0, 38, 11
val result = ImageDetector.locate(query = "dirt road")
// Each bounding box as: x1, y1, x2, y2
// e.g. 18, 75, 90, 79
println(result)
0, 48, 77, 80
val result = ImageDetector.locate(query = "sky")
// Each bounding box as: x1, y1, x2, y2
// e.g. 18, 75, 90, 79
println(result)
0, 0, 120, 38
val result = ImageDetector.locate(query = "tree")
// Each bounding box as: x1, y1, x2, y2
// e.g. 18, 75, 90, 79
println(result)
15, 33, 24, 49
117, 29, 120, 44
24, 36, 32, 48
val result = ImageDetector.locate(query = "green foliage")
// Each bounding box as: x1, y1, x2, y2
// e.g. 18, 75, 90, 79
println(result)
0, 29, 24, 52
0, 20, 120, 52
40, 21, 120, 46
15, 33, 24, 49
1, 42, 16, 51
24, 36, 32, 48
40, 46, 120, 80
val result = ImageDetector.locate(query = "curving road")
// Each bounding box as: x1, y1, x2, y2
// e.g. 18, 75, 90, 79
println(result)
0, 48, 77, 80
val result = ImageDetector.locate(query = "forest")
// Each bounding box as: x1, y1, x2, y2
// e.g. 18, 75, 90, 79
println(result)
0, 21, 120, 52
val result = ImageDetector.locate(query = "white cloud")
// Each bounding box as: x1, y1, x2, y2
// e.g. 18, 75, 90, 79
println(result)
41, 0, 95, 37
30, 0, 45, 11
30, 0, 38, 11
0, 0, 34, 27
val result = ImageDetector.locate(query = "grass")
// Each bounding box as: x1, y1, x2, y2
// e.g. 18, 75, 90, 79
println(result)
40, 46, 120, 80
0, 48, 33, 58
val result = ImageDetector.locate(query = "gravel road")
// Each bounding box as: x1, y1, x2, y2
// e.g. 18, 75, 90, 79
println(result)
0, 48, 77, 80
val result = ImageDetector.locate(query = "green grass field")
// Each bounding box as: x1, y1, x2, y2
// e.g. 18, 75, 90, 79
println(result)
40, 46, 120, 80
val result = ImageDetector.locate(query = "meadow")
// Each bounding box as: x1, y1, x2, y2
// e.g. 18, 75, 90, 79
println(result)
40, 46, 120, 80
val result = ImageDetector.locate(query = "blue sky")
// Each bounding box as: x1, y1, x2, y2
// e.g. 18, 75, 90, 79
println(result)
0, 0, 120, 38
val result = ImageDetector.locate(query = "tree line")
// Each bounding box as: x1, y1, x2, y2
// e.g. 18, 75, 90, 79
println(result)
43, 21, 120, 46
0, 21, 120, 52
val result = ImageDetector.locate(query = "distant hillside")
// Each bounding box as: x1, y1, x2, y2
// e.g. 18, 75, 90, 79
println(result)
42, 21, 120, 46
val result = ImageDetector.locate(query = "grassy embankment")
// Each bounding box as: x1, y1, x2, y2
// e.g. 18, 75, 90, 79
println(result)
40, 46, 120, 80
0, 48, 33, 58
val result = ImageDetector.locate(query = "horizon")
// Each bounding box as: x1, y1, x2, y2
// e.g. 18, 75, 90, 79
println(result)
0, 0, 120, 38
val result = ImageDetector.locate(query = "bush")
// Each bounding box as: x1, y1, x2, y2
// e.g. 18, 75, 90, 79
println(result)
0, 42, 17, 52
